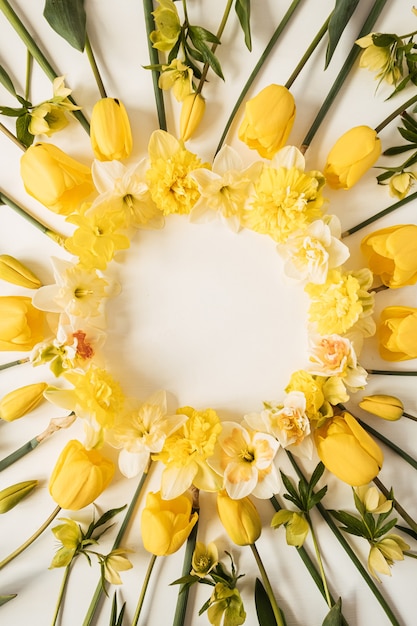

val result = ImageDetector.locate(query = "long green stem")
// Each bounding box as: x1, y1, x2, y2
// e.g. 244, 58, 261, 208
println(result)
354, 416, 417, 472
0, 505, 61, 570
51, 563, 72, 626
143, 0, 167, 131
0, 0, 89, 133
85, 33, 107, 99
285, 14, 331, 89
195, 0, 233, 95
131, 553, 157, 626
375, 93, 417, 134
25, 49, 32, 101
0, 357, 30, 371
215, 0, 304, 154
250, 543, 284, 626
0, 121, 26, 151
367, 369, 417, 376
306, 513, 331, 608
341, 190, 417, 237
373, 477, 417, 534
0, 438, 39, 472
301, 0, 388, 151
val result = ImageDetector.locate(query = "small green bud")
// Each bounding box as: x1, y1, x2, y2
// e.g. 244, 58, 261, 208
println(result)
0, 480, 38, 513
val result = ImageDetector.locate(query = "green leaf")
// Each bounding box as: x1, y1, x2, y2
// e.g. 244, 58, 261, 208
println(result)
322, 598, 342, 626
255, 578, 277, 626
16, 112, 33, 148
330, 510, 368, 538
383, 144, 417, 156
0, 65, 17, 96
395, 524, 417, 541
374, 518, 398, 539
398, 127, 417, 143
43, 0, 87, 52
372, 33, 397, 48
235, 0, 252, 51
309, 462, 325, 491
325, 0, 360, 68
0, 106, 24, 117
188, 25, 220, 45
0, 594, 17, 607
188, 28, 224, 79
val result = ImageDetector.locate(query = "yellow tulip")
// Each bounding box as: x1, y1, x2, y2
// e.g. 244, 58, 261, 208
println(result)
324, 126, 381, 190
359, 395, 404, 421
49, 440, 115, 510
0, 296, 45, 351
0, 255, 42, 289
361, 224, 417, 288
216, 491, 262, 546
238, 84, 296, 159
141, 490, 198, 556
90, 98, 133, 161
20, 143, 94, 215
0, 480, 37, 514
0, 382, 47, 422
378, 306, 417, 361
314, 412, 383, 486
180, 93, 206, 142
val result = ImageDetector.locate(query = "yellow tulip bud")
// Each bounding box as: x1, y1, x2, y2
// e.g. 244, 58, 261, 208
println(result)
361, 224, 417, 289
0, 382, 48, 422
49, 440, 115, 510
180, 93, 206, 142
20, 143, 94, 215
0, 296, 45, 351
314, 412, 383, 486
0, 480, 37, 514
324, 126, 381, 190
0, 255, 42, 289
90, 98, 133, 161
141, 490, 198, 556
238, 84, 296, 159
216, 491, 262, 546
379, 306, 417, 361
359, 395, 404, 421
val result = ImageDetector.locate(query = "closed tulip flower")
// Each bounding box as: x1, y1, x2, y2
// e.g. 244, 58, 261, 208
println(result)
20, 143, 94, 215
180, 93, 206, 141
49, 440, 115, 510
0, 382, 47, 422
238, 84, 295, 159
359, 395, 404, 421
314, 412, 383, 486
0, 296, 45, 351
90, 98, 133, 161
0, 255, 42, 289
361, 224, 417, 288
216, 490, 262, 546
0, 480, 38, 514
141, 490, 198, 556
324, 126, 381, 190
379, 306, 417, 361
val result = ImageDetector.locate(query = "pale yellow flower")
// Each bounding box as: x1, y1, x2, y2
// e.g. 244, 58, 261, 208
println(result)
102, 549, 133, 584
150, 0, 181, 52
271, 509, 309, 547
207, 582, 246, 626
368, 535, 410, 582
285, 370, 329, 425
308, 334, 368, 392
356, 34, 402, 85
29, 76, 80, 137
191, 541, 219, 577
50, 517, 82, 568
389, 172, 416, 200
159, 59, 193, 101
355, 485, 392, 514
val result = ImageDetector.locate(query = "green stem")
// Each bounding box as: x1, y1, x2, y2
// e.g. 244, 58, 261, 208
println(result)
373, 476, 417, 534
375, 93, 417, 134
215, 0, 304, 154
0, 0, 89, 133
0, 505, 61, 570
300, 0, 388, 152
285, 14, 331, 89
367, 369, 417, 376
250, 542, 284, 626
341, 190, 417, 237
195, 0, 233, 95
0, 438, 39, 472
0, 121, 26, 151
25, 49, 32, 101
85, 33, 107, 98
131, 553, 157, 626
0, 191, 66, 246
306, 513, 331, 608
357, 417, 417, 471
51, 563, 72, 626
143, 0, 167, 131
0, 357, 30, 371
402, 411, 417, 422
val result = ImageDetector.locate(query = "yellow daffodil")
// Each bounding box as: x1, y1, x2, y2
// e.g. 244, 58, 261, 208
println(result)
308, 334, 368, 392
0, 480, 37, 514
0, 254, 42, 289
208, 421, 280, 499
158, 59, 193, 101
191, 541, 219, 577
361, 224, 417, 289
0, 382, 47, 422
141, 490, 198, 556
238, 84, 295, 159
324, 126, 381, 190
20, 143, 94, 215
90, 98, 133, 161
207, 583, 246, 626
49, 439, 115, 510
153, 405, 222, 499
368, 535, 410, 582
378, 305, 417, 361
359, 395, 404, 421
285, 370, 328, 425
180, 93, 206, 141
271, 509, 309, 547
0, 295, 45, 351
50, 517, 83, 567
150, 0, 181, 52
314, 412, 383, 486
216, 490, 262, 546
242, 146, 325, 243
146, 130, 209, 215
355, 485, 393, 514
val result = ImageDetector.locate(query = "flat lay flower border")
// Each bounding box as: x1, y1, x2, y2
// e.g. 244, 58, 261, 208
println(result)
0, 1, 417, 625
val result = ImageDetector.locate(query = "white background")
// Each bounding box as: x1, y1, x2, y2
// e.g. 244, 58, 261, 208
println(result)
0, 1, 417, 625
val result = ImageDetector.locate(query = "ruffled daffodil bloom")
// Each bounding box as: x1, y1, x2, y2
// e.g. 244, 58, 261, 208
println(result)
216, 490, 262, 546
190, 145, 262, 232
153, 406, 222, 499
90, 98, 133, 161
141, 490, 198, 556
242, 146, 325, 243
378, 306, 417, 361
368, 535, 410, 583
308, 334, 368, 392
0, 295, 45, 351
108, 390, 188, 478
285, 370, 330, 426
208, 421, 280, 499
158, 59, 193, 101
359, 395, 404, 421
191, 541, 219, 578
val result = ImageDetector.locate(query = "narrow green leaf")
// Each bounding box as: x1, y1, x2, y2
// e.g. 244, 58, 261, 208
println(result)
398, 127, 417, 143
255, 578, 277, 626
187, 30, 224, 79
235, 0, 252, 51
325, 0, 360, 68
395, 524, 417, 541
43, 0, 86, 52
309, 462, 325, 491
322, 598, 342, 626
374, 518, 398, 538
0, 106, 23, 116
92, 505, 127, 533
383, 144, 417, 156
372, 32, 397, 47
0, 594, 17, 607
15, 112, 33, 147
188, 25, 220, 45
0, 64, 16, 95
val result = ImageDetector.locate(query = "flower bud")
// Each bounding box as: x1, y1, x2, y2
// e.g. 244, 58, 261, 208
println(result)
0, 255, 42, 289
216, 490, 262, 546
379, 306, 417, 361
90, 98, 133, 161
0, 480, 37, 513
359, 395, 404, 421
20, 143, 94, 215
0, 296, 45, 351
0, 382, 48, 422
180, 93, 206, 142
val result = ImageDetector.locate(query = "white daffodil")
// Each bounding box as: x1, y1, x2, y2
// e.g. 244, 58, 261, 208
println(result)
190, 145, 262, 231
207, 420, 280, 499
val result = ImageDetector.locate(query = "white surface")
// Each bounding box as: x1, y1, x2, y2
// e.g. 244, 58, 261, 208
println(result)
0, 1, 416, 625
